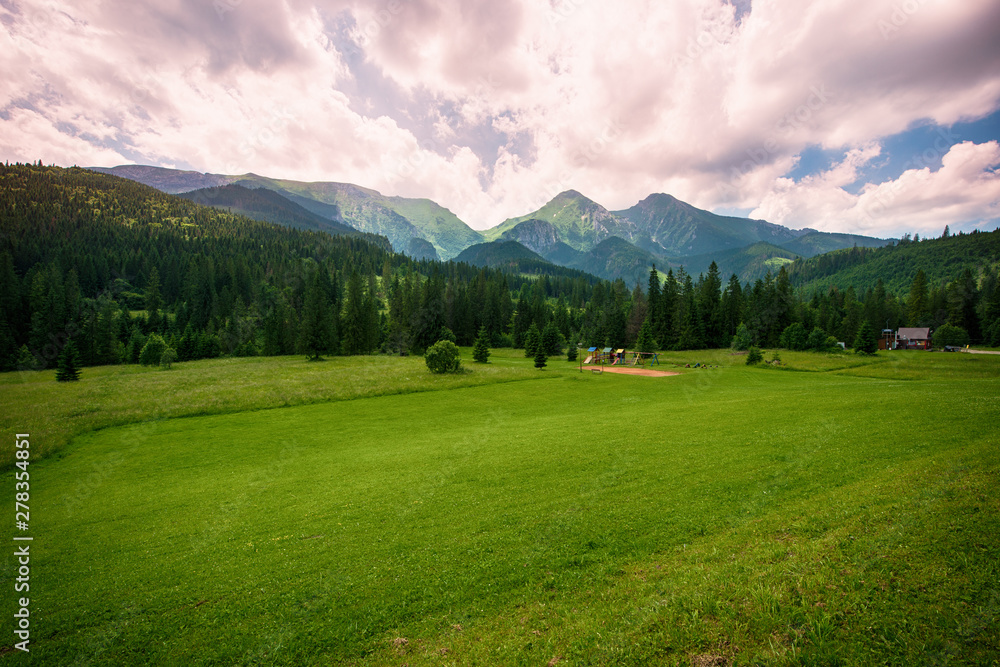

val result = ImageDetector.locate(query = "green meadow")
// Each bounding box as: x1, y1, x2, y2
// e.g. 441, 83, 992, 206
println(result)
2, 350, 998, 665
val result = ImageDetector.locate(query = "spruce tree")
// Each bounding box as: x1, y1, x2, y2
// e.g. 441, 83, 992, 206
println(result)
853, 320, 879, 355
298, 269, 331, 361
56, 340, 81, 382
567, 343, 578, 362
541, 321, 561, 356
472, 325, 490, 363
636, 317, 656, 353
534, 346, 547, 369
523, 322, 540, 358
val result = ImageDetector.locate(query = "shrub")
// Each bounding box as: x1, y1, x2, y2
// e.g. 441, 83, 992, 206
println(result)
746, 346, 763, 365
932, 323, 969, 348
139, 334, 168, 366
160, 347, 178, 370
425, 340, 461, 374
806, 326, 831, 351
438, 326, 457, 344
780, 323, 807, 350
731, 323, 753, 351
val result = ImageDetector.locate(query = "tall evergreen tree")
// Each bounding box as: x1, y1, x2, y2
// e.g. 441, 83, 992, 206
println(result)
297, 269, 332, 361
56, 340, 81, 382
907, 269, 929, 326
472, 325, 490, 363
534, 345, 547, 369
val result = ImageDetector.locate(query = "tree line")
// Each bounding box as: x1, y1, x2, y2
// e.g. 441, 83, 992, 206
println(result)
2, 163, 998, 376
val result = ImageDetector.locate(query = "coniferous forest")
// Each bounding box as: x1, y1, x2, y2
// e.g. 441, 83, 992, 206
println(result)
2, 163, 999, 374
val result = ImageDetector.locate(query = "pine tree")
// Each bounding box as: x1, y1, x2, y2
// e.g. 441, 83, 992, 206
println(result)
56, 340, 81, 382
523, 322, 540, 358
298, 269, 331, 361
534, 346, 547, 369
635, 317, 656, 353
853, 320, 878, 355
472, 325, 490, 363
907, 269, 929, 326
541, 321, 561, 356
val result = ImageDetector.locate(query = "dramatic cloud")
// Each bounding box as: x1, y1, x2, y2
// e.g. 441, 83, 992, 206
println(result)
1, 0, 998, 234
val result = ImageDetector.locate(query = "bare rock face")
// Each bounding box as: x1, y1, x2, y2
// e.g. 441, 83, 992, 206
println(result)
499, 219, 561, 254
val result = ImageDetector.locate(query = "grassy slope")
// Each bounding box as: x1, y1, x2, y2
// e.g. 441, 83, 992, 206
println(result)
2, 350, 998, 665
0, 356, 534, 468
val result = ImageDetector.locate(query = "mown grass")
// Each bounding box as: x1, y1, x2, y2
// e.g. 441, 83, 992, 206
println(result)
0, 351, 536, 467
2, 349, 997, 664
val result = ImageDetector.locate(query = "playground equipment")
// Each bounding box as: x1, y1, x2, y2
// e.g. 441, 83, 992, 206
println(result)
580, 347, 660, 369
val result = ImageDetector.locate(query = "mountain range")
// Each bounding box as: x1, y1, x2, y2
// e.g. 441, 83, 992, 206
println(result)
89, 165, 894, 283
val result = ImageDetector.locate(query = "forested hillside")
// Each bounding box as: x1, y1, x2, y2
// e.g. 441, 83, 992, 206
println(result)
3, 163, 999, 376
0, 164, 594, 370
789, 230, 1000, 295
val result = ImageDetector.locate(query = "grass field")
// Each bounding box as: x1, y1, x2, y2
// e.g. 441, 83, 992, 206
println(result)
2, 349, 998, 665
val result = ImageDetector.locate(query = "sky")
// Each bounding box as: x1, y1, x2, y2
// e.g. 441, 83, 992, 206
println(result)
1, 0, 999, 237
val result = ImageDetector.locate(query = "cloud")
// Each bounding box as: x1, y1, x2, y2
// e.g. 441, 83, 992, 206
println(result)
1, 0, 998, 236
751, 141, 1000, 236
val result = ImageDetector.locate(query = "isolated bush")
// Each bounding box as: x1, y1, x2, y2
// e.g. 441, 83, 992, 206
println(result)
932, 323, 969, 348
745, 346, 763, 365
160, 347, 178, 370
567, 344, 578, 362
425, 340, 461, 374
438, 326, 457, 344
731, 323, 753, 351
139, 334, 167, 366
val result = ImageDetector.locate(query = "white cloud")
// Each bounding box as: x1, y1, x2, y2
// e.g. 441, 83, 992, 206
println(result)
751, 141, 1000, 236
1, 0, 998, 236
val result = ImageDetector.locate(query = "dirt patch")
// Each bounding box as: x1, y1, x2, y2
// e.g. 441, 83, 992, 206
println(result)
965, 349, 1000, 355
584, 366, 680, 377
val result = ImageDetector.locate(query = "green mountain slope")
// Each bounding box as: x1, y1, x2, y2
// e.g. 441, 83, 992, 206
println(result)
485, 190, 635, 251
672, 242, 802, 283
613, 193, 804, 256
569, 236, 660, 285
454, 240, 600, 282
178, 184, 390, 250
779, 230, 893, 258
789, 229, 1000, 294
88, 166, 482, 260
